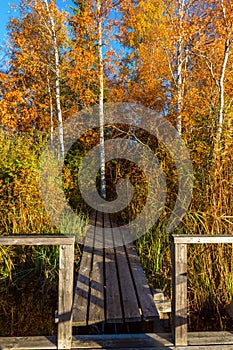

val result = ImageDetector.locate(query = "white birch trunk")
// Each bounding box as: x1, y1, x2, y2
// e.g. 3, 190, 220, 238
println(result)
47, 71, 54, 150
97, 0, 106, 198
217, 37, 231, 141
43, 0, 64, 159
176, 0, 185, 136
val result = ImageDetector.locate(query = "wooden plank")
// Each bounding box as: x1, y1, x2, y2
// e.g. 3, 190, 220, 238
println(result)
122, 229, 158, 321
72, 222, 95, 326
0, 235, 75, 246
88, 211, 105, 325
126, 246, 158, 320
103, 213, 114, 248
0, 336, 57, 349
94, 212, 104, 248
104, 214, 123, 323
172, 241, 187, 347
172, 234, 233, 244
114, 228, 141, 322
189, 331, 233, 345
2, 332, 233, 349
72, 333, 174, 348
58, 244, 74, 350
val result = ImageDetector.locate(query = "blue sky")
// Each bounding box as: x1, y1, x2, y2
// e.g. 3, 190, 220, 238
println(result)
0, 1, 19, 46
0, 0, 122, 66
0, 0, 72, 48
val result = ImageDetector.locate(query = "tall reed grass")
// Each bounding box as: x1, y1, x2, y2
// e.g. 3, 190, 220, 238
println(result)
134, 131, 233, 330
0, 133, 85, 288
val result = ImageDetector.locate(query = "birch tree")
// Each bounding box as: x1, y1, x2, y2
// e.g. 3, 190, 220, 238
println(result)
175, 0, 186, 135
69, 0, 121, 198
216, 0, 232, 141
191, 0, 233, 144
97, 0, 106, 198
42, 0, 64, 159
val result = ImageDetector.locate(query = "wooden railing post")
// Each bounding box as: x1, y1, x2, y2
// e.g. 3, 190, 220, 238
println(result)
172, 237, 187, 346
0, 235, 75, 350
58, 243, 74, 350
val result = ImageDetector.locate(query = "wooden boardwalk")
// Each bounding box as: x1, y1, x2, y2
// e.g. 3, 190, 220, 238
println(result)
72, 210, 158, 326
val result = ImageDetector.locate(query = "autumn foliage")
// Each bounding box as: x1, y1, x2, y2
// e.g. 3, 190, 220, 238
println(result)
0, 0, 233, 330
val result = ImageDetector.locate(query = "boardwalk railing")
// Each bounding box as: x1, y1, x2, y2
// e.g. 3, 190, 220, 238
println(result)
172, 234, 233, 347
0, 235, 75, 350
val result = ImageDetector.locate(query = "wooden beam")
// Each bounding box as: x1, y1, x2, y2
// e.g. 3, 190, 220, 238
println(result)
172, 235, 233, 244
72, 332, 174, 348
172, 241, 187, 346
2, 332, 233, 349
0, 235, 75, 246
0, 336, 57, 349
58, 244, 74, 350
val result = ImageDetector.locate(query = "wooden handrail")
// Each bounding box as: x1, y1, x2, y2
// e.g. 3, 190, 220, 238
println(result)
0, 235, 75, 350
173, 234, 233, 244
171, 234, 233, 347
0, 235, 74, 245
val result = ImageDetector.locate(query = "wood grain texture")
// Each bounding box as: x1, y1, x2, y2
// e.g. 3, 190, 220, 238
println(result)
1, 332, 233, 349
114, 228, 141, 322
88, 211, 105, 325
72, 222, 95, 326
172, 242, 187, 347
104, 214, 123, 323
58, 244, 74, 349
73, 212, 157, 326
123, 229, 158, 321
72, 332, 174, 348
0, 235, 75, 246
0, 336, 57, 349
172, 234, 233, 244
125, 244, 158, 320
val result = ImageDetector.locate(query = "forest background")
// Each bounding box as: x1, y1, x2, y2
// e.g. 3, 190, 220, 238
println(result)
0, 0, 233, 336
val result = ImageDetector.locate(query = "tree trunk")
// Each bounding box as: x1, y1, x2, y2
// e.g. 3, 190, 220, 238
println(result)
217, 38, 230, 141
47, 71, 54, 150
97, 0, 106, 199
176, 0, 185, 136
44, 0, 64, 159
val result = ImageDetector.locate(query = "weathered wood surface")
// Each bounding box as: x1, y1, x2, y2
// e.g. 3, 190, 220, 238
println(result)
172, 241, 187, 347
123, 229, 158, 321
171, 235, 233, 347
0, 235, 75, 246
104, 214, 123, 323
172, 234, 233, 244
88, 211, 105, 325
2, 332, 233, 349
73, 332, 174, 348
0, 235, 75, 349
115, 240, 141, 322
58, 244, 74, 349
72, 212, 95, 326
0, 336, 57, 349
72, 211, 157, 326
73, 331, 233, 348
